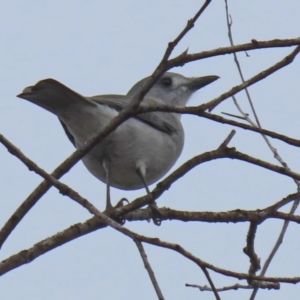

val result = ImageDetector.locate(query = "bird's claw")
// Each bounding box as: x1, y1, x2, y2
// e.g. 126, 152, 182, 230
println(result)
148, 202, 162, 226
104, 199, 129, 225
114, 197, 129, 208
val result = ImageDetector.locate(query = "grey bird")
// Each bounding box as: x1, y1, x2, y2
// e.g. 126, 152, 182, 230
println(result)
17, 72, 218, 223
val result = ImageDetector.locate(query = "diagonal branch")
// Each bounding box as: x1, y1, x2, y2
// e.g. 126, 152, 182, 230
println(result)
227, 150, 300, 180
166, 37, 300, 68
0, 133, 100, 216
121, 147, 300, 217
135, 106, 300, 147
118, 141, 236, 215
203, 45, 300, 111
161, 0, 212, 62
134, 239, 165, 300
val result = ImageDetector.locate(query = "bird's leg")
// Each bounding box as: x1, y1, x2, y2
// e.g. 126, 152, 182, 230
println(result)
103, 161, 128, 225
106, 177, 112, 210
103, 161, 128, 208
103, 161, 112, 210
136, 167, 162, 226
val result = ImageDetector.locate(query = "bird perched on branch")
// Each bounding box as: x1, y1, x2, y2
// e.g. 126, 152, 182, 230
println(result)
18, 72, 219, 224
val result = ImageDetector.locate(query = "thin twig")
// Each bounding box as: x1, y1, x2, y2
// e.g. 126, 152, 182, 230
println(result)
134, 239, 165, 300
161, 0, 212, 62
199, 267, 221, 300
224, 0, 262, 128
186, 282, 279, 291
222, 111, 247, 120
218, 129, 236, 148
228, 150, 300, 180
204, 45, 300, 111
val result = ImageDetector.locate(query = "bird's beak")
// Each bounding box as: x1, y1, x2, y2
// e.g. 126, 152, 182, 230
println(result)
186, 75, 219, 91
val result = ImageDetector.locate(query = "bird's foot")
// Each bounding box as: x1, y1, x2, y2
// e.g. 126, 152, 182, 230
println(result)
114, 197, 129, 208
147, 201, 162, 226
104, 198, 129, 225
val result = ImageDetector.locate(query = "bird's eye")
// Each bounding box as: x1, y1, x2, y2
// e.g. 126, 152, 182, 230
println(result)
161, 77, 172, 87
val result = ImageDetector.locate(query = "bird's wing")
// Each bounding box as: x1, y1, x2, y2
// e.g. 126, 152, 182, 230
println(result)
89, 94, 178, 135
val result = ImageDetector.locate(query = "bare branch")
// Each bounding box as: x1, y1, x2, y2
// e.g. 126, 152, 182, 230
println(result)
118, 146, 300, 219
199, 267, 221, 300
222, 111, 247, 120
2, 215, 300, 286
167, 37, 300, 69
126, 194, 300, 224
118, 147, 235, 215
136, 106, 300, 148
161, 0, 212, 62
243, 222, 261, 280
204, 45, 300, 111
224, 0, 262, 128
186, 282, 279, 292
134, 239, 165, 300
0, 133, 101, 216
218, 129, 236, 148
229, 150, 300, 181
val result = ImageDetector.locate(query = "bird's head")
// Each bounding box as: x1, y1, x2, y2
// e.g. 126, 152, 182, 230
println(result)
127, 72, 219, 106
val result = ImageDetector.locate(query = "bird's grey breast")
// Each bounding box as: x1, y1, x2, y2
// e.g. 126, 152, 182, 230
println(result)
58, 94, 184, 189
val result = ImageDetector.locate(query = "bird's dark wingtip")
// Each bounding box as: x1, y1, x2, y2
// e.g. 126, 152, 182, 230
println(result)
16, 86, 33, 99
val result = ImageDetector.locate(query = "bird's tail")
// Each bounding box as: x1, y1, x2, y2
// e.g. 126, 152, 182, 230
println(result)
17, 79, 95, 115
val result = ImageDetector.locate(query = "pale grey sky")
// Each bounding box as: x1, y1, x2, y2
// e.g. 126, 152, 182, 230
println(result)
0, 1, 300, 299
